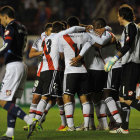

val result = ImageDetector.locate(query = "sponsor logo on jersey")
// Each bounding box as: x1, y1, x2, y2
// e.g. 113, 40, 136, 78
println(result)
6, 90, 11, 96
4, 30, 10, 36
128, 91, 133, 96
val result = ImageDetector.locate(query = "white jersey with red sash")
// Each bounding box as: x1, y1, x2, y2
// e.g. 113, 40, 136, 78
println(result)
59, 32, 92, 74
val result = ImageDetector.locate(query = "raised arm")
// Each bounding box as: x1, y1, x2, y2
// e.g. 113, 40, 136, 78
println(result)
89, 31, 112, 46
58, 26, 86, 36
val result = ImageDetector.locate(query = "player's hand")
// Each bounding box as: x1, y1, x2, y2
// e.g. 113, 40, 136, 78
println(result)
104, 56, 119, 72
86, 25, 93, 32
70, 55, 82, 66
104, 61, 114, 72
110, 35, 117, 44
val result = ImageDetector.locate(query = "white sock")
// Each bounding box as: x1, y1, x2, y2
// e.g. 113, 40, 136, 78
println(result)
6, 128, 14, 137
58, 105, 66, 126
99, 100, 108, 129
105, 97, 122, 123
24, 115, 33, 125
44, 103, 52, 114
82, 102, 90, 128
89, 102, 95, 127
35, 99, 47, 120
29, 103, 37, 118
64, 102, 74, 128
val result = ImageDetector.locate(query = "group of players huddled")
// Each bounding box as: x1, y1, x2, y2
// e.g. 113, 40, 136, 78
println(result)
0, 4, 140, 140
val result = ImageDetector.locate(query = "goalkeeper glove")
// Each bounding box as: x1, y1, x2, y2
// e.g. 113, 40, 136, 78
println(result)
104, 55, 119, 72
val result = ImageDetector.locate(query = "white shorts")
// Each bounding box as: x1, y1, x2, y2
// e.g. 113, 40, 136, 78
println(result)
0, 62, 27, 101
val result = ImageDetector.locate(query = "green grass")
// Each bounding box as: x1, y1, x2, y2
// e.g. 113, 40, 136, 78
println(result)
0, 107, 140, 140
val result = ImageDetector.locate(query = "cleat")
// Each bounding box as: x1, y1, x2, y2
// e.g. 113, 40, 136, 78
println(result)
58, 126, 69, 131
27, 118, 38, 139
76, 126, 89, 131
109, 127, 129, 134
23, 125, 28, 131
67, 126, 75, 131
0, 134, 14, 140
109, 122, 121, 131
36, 122, 43, 131
57, 125, 66, 131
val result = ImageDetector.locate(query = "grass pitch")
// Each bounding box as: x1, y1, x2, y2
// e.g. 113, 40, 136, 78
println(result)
0, 107, 140, 140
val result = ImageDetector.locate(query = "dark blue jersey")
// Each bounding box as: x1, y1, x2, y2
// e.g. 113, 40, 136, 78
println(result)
0, 20, 27, 64
0, 24, 5, 38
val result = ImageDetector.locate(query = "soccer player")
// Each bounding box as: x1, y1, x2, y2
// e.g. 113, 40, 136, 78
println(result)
22, 23, 55, 131
0, 6, 33, 140
27, 21, 87, 138
104, 6, 140, 133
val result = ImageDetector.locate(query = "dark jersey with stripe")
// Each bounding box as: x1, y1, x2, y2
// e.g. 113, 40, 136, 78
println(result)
0, 20, 27, 64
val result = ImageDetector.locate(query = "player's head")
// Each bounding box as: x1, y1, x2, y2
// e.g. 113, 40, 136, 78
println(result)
44, 23, 52, 36
118, 6, 135, 25
67, 16, 80, 28
61, 21, 67, 30
93, 18, 106, 29
0, 6, 15, 27
52, 21, 64, 33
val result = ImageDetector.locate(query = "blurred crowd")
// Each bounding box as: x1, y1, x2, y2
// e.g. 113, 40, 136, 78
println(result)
0, 0, 140, 80
0, 0, 140, 35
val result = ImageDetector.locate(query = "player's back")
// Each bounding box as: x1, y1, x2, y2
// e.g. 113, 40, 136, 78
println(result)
60, 32, 90, 74
42, 33, 60, 71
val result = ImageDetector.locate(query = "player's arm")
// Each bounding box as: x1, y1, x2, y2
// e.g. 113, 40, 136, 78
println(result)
70, 41, 94, 66
58, 26, 86, 36
89, 31, 112, 46
29, 48, 43, 58
29, 38, 43, 58
0, 26, 14, 54
104, 23, 137, 72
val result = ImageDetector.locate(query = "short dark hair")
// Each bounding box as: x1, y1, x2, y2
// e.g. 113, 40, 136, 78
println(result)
93, 18, 106, 29
61, 21, 67, 29
119, 6, 135, 22
67, 16, 80, 27
0, 6, 15, 18
44, 23, 52, 31
52, 21, 64, 33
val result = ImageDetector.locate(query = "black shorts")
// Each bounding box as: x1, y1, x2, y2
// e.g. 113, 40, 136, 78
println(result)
88, 69, 108, 93
119, 62, 140, 100
64, 73, 88, 96
104, 67, 122, 92
32, 70, 62, 97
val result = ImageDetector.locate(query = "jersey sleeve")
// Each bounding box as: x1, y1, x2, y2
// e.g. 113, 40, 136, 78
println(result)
0, 25, 14, 54
89, 31, 112, 45
119, 23, 137, 56
32, 37, 41, 51
58, 26, 86, 36
79, 33, 95, 56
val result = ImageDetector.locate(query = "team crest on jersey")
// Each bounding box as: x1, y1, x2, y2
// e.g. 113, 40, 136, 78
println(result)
34, 80, 39, 87
6, 90, 11, 96
4, 30, 10, 36
128, 91, 133, 96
